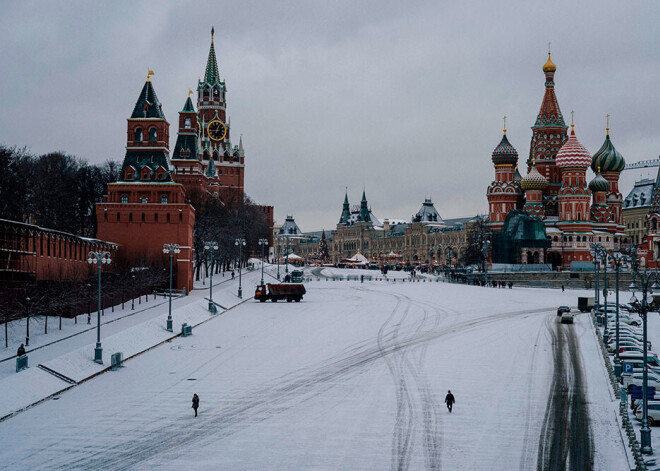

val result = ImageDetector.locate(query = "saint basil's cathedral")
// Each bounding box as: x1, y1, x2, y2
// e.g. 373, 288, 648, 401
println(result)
487, 53, 628, 269
96, 29, 272, 292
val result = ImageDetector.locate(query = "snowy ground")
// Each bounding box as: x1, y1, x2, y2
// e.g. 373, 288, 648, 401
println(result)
0, 268, 633, 470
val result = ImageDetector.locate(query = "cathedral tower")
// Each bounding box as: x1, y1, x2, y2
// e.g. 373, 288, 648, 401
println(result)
487, 124, 522, 231
528, 53, 569, 217
591, 120, 625, 230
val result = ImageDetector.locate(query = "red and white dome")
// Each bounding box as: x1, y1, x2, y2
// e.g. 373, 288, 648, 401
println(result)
556, 127, 592, 169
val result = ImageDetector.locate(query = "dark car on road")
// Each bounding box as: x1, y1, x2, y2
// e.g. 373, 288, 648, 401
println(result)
557, 306, 571, 316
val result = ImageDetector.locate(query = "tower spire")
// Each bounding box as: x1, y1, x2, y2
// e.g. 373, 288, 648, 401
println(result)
503, 115, 507, 135
606, 114, 610, 136
204, 30, 220, 85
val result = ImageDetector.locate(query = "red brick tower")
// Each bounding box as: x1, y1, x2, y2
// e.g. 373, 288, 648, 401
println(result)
197, 28, 244, 203
528, 53, 569, 217
487, 125, 522, 231
96, 75, 195, 293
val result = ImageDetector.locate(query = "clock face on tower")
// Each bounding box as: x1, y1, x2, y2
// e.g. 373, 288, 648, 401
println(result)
207, 120, 227, 141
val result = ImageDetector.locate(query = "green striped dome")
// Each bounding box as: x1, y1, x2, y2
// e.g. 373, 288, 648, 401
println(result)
591, 135, 625, 173
589, 172, 611, 192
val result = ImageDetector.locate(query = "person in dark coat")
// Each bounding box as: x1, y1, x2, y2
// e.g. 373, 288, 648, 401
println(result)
17, 344, 26, 356
445, 390, 455, 413
231, 271, 235, 280
192, 393, 200, 417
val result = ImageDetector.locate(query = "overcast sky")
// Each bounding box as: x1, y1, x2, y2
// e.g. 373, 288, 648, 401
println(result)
1, 1, 659, 231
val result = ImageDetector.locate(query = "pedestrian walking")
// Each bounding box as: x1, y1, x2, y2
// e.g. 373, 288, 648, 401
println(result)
561, 284, 565, 292
445, 390, 455, 413
17, 343, 26, 356
192, 393, 200, 417
231, 271, 235, 280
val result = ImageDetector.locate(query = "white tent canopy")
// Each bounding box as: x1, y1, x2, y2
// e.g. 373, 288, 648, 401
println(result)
283, 253, 303, 260
346, 252, 369, 264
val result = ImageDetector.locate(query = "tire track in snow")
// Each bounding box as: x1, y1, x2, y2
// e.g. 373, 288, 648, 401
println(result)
536, 318, 593, 471
62, 293, 554, 471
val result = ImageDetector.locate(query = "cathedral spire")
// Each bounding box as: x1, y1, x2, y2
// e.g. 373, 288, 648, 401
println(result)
204, 27, 220, 85
339, 190, 351, 225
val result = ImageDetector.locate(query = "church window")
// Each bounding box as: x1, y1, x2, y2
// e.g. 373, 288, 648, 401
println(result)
125, 170, 133, 180
167, 213, 171, 223
155, 213, 158, 222
653, 219, 658, 231
141, 213, 145, 222
184, 118, 191, 128
141, 197, 147, 204
116, 213, 120, 222
179, 212, 183, 221
134, 128, 143, 142
121, 194, 128, 204
149, 128, 157, 142
161, 195, 168, 204
129, 213, 133, 222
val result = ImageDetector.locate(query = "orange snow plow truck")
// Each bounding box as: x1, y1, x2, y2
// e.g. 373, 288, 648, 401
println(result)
254, 283, 306, 303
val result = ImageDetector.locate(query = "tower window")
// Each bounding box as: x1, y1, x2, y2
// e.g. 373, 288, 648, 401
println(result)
129, 213, 133, 222
141, 197, 147, 204
121, 194, 128, 204
167, 213, 171, 223
134, 128, 143, 142
141, 213, 145, 222
184, 118, 191, 128
149, 128, 157, 142
161, 195, 168, 204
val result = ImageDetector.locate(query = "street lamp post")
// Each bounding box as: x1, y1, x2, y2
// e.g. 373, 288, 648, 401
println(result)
590, 243, 604, 319
235, 238, 246, 298
87, 250, 112, 364
276, 240, 281, 280
597, 244, 610, 343
163, 244, 181, 332
285, 236, 290, 275
204, 241, 219, 314
131, 275, 135, 310
608, 250, 629, 379
629, 249, 658, 455
259, 238, 268, 285
482, 240, 490, 286
25, 296, 30, 346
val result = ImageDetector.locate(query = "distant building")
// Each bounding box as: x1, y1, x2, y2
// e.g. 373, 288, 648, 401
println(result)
281, 192, 478, 268
623, 178, 654, 246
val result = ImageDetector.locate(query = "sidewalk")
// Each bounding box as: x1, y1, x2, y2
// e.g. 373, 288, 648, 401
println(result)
0, 266, 265, 421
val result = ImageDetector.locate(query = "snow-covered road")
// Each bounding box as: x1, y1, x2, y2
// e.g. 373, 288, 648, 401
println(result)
0, 278, 630, 470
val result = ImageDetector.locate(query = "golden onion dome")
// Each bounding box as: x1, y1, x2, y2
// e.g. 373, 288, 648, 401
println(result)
543, 52, 556, 73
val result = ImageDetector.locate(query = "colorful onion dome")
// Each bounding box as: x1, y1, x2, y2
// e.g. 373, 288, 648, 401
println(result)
556, 125, 592, 169
591, 134, 625, 173
520, 161, 548, 191
514, 165, 522, 182
491, 133, 518, 166
589, 170, 611, 193
543, 52, 556, 73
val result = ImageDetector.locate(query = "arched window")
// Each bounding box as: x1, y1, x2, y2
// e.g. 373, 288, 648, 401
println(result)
141, 213, 145, 222
179, 212, 183, 221
154, 213, 158, 222
116, 213, 120, 222
141, 197, 147, 204
121, 194, 128, 204
166, 213, 171, 223
653, 219, 658, 231
134, 128, 143, 142
129, 213, 133, 222
149, 128, 157, 142
161, 195, 168, 204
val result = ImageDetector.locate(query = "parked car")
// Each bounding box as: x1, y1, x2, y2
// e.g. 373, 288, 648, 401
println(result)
606, 314, 641, 326
560, 312, 574, 324
634, 402, 660, 425
628, 373, 660, 391
608, 339, 652, 354
557, 306, 571, 316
